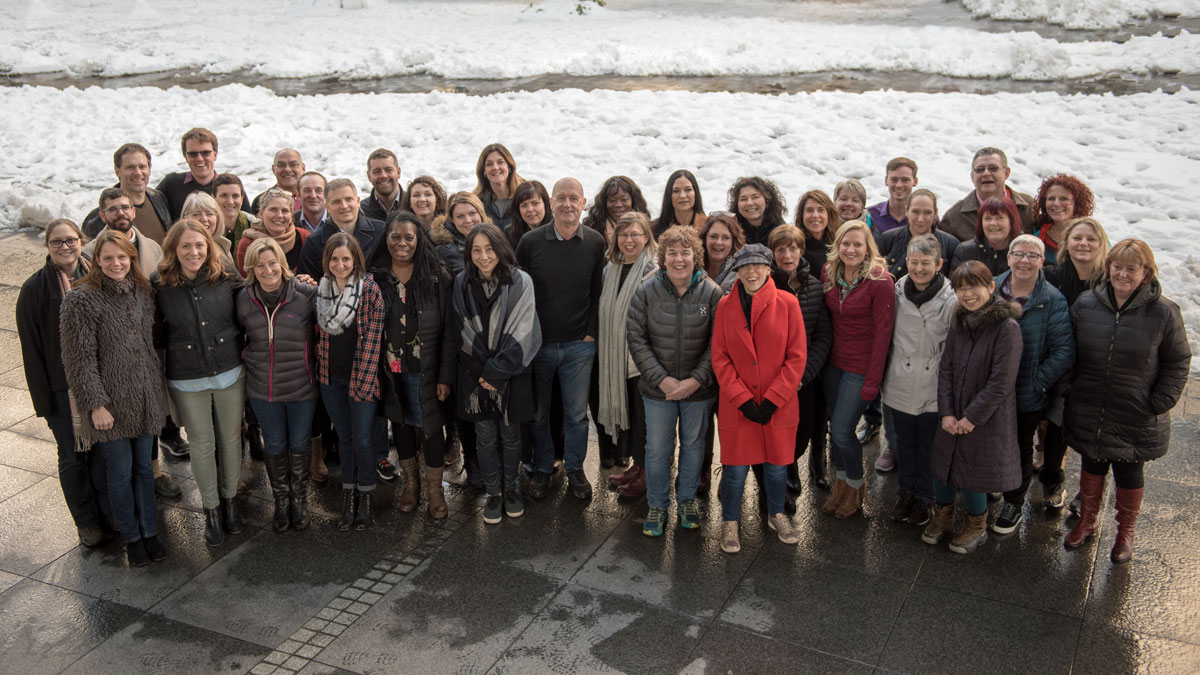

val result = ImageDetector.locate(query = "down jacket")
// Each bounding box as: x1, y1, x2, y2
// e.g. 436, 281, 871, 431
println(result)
1064, 280, 1192, 462
626, 270, 723, 402
236, 278, 317, 402
59, 277, 164, 445
881, 275, 957, 416
875, 225, 959, 279
430, 216, 469, 277
994, 270, 1075, 413
770, 262, 831, 389
151, 267, 244, 381
950, 237, 1009, 277
931, 299, 1023, 493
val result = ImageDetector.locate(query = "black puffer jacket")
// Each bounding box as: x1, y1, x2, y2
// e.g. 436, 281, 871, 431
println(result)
1064, 280, 1191, 462
152, 268, 244, 381
771, 262, 832, 388
236, 278, 317, 402
876, 226, 960, 279
430, 216, 468, 277
950, 237, 1009, 277
626, 270, 723, 402
375, 267, 457, 440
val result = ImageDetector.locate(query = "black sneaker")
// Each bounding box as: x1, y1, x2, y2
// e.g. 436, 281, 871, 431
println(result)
529, 471, 552, 500
991, 501, 1023, 534
376, 458, 398, 481
142, 535, 168, 562
890, 492, 915, 522
566, 469, 592, 500
127, 542, 149, 567
160, 435, 190, 458
504, 490, 524, 518
1043, 483, 1067, 510
905, 500, 932, 527
483, 494, 503, 524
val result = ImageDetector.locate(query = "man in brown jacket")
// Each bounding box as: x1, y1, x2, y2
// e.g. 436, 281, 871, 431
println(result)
940, 147, 1035, 242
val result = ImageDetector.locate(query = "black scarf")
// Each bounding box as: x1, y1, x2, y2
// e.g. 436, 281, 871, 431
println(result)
904, 273, 945, 308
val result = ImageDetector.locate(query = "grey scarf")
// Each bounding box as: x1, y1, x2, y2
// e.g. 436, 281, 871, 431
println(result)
316, 275, 362, 335
597, 248, 655, 434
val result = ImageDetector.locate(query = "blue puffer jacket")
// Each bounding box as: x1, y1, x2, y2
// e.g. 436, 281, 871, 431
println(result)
994, 270, 1075, 412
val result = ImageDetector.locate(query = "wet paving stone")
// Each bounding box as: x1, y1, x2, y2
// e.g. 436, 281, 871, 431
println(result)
491, 584, 705, 675
60, 613, 271, 675
0, 569, 22, 594
0, 578, 141, 673
0, 428, 58, 475
680, 623, 874, 674
0, 385, 35, 430
1072, 621, 1200, 674
0, 463, 44, 502
0, 477, 85, 575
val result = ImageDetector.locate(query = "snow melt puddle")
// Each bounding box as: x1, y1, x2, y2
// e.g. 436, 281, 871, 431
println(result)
2, 84, 1198, 366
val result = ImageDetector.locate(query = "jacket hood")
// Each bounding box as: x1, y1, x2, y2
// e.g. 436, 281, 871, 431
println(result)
430, 215, 465, 246
955, 297, 1022, 327
1093, 278, 1162, 312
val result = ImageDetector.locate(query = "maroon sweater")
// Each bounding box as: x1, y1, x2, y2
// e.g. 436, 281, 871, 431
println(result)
822, 266, 895, 400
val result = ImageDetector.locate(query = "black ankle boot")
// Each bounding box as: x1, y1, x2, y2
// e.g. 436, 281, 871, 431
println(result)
353, 492, 374, 531
338, 489, 356, 531
809, 447, 829, 490
786, 462, 803, 496
247, 422, 265, 462
288, 448, 312, 531
204, 508, 225, 547
262, 452, 292, 534
220, 497, 244, 534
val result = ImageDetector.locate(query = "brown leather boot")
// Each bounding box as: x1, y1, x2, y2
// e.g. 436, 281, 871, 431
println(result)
424, 465, 448, 518
310, 437, 328, 484
1110, 487, 1143, 563
396, 458, 420, 513
834, 482, 866, 519
822, 479, 849, 514
949, 512, 989, 554
921, 502, 956, 544
1065, 470, 1106, 549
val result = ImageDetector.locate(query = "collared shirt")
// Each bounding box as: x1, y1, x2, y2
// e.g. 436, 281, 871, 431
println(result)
553, 222, 583, 241
183, 171, 215, 188
867, 201, 907, 234
299, 209, 326, 232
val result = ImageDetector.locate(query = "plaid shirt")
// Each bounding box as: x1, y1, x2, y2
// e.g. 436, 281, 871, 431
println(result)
316, 274, 385, 402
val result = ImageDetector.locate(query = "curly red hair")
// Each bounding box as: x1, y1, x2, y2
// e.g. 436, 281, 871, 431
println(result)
1034, 174, 1094, 229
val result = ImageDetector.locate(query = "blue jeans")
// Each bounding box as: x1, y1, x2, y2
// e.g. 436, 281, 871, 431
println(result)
320, 379, 379, 491
249, 398, 318, 455
891, 410, 937, 503
823, 365, 869, 481
532, 340, 596, 473
475, 418, 523, 495
644, 397, 713, 510
720, 462, 787, 521
97, 434, 157, 543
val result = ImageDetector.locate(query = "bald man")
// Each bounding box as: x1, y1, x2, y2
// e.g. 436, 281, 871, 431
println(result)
251, 148, 305, 214
515, 177, 607, 501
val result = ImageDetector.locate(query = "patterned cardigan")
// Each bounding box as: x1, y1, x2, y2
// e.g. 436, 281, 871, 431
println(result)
316, 273, 386, 402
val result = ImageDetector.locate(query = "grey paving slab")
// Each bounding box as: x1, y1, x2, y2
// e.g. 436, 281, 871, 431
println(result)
1083, 476, 1200, 645
0, 286, 20, 332
3, 416, 56, 444
1144, 417, 1200, 487
491, 584, 706, 675
877, 584, 1080, 675
679, 623, 875, 674
154, 529, 378, 648
33, 505, 245, 610
318, 556, 561, 673
297, 662, 358, 675
717, 546, 909, 664
1072, 621, 1200, 675
570, 521, 756, 620
0, 578, 141, 674
0, 428, 58, 477
0, 363, 30, 391
436, 500, 623, 581
0, 331, 26, 376
287, 484, 461, 557
0, 569, 21, 594
61, 612, 271, 675
0, 462, 44, 502
0, 475, 84, 575
0, 384, 34, 430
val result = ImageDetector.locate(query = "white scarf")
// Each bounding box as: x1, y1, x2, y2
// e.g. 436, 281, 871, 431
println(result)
316, 275, 362, 335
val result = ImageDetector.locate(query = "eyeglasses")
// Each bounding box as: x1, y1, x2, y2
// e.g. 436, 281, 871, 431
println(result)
273, 161, 302, 170
185, 150, 215, 160
617, 231, 646, 240
972, 164, 1003, 175
103, 205, 134, 215
49, 237, 81, 249
1009, 251, 1043, 261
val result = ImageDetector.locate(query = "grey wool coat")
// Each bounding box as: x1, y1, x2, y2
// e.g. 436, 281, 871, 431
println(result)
931, 299, 1024, 493
59, 277, 164, 446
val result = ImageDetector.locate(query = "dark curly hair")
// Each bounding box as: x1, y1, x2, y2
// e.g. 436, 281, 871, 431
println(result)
727, 176, 787, 233
1033, 174, 1094, 230
582, 176, 649, 235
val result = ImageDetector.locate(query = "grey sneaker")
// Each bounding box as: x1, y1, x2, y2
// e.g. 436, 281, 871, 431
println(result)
483, 494, 503, 525
504, 490, 524, 519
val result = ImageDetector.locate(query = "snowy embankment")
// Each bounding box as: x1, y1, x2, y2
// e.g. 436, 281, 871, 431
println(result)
961, 0, 1200, 30
2, 84, 1198, 363
0, 0, 1196, 81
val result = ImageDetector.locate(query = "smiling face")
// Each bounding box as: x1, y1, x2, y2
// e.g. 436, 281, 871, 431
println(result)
670, 176, 695, 218
906, 251, 940, 289
183, 139, 216, 183
838, 229, 869, 270
955, 281, 995, 312
665, 243, 695, 286
802, 199, 828, 239
46, 223, 82, 269
115, 150, 150, 194
885, 166, 916, 204
326, 185, 360, 229
971, 153, 1010, 201
387, 221, 417, 264
97, 241, 131, 281
483, 152, 509, 191
184, 207, 220, 238
176, 229, 208, 278
773, 243, 801, 274
253, 249, 283, 292
981, 210, 1012, 247
1044, 184, 1076, 225
450, 202, 482, 237
1066, 223, 1101, 265
1108, 259, 1147, 300
409, 183, 436, 220
615, 224, 647, 262
835, 189, 863, 221
737, 262, 770, 294
214, 184, 243, 223
100, 195, 135, 233
367, 156, 399, 200
606, 188, 633, 221
271, 150, 304, 192
261, 197, 292, 237
906, 194, 936, 235
298, 175, 325, 216
705, 222, 733, 264
518, 195, 545, 228
551, 180, 585, 227
328, 245, 355, 284
737, 187, 765, 226
469, 233, 498, 279
1007, 240, 1044, 285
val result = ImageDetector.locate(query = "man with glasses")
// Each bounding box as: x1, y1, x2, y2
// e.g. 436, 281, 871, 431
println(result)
81, 143, 172, 243
941, 147, 1035, 242
250, 148, 306, 214
82, 189, 162, 277
156, 127, 248, 220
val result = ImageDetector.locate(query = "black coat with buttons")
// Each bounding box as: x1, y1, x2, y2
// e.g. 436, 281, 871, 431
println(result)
151, 265, 244, 381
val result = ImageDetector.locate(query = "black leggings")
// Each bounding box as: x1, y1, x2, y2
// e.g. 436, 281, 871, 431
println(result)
1081, 457, 1145, 490
395, 423, 446, 468
618, 376, 648, 467
794, 381, 827, 461
1004, 410, 1044, 504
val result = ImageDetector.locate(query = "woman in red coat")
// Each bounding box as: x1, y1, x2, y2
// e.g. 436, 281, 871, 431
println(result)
712, 244, 807, 554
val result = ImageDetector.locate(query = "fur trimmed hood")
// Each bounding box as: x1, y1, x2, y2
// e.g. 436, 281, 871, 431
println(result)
955, 297, 1021, 329
429, 215, 464, 246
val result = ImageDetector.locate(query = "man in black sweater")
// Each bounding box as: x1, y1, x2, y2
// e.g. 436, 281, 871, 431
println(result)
155, 127, 249, 220
515, 177, 606, 501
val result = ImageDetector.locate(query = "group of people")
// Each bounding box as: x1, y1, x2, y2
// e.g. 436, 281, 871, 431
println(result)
17, 128, 1190, 568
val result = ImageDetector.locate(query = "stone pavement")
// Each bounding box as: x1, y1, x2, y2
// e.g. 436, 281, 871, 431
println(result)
0, 229, 1197, 674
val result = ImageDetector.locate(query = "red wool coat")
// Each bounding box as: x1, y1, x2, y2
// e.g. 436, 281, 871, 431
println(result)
712, 278, 807, 465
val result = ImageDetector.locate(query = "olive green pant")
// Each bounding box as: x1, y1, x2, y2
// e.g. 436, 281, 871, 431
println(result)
169, 377, 245, 508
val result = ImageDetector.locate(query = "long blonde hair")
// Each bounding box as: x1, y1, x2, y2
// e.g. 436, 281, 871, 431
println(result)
157, 219, 230, 286
1060, 216, 1111, 284
823, 220, 888, 291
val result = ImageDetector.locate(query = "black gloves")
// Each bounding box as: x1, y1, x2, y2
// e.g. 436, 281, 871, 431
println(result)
739, 399, 777, 425
758, 400, 777, 423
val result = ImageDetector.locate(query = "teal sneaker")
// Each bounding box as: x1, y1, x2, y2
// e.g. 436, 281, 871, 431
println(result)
642, 508, 666, 537
678, 500, 701, 530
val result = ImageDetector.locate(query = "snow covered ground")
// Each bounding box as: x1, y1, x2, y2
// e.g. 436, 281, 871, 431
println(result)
1, 0, 1196, 81
2, 83, 1198, 361
961, 0, 1200, 30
